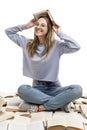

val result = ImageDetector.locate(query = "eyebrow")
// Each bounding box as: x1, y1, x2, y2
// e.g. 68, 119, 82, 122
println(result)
36, 21, 47, 26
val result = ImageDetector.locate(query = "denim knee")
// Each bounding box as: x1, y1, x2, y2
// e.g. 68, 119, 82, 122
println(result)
77, 85, 83, 97
18, 84, 31, 96
73, 85, 82, 98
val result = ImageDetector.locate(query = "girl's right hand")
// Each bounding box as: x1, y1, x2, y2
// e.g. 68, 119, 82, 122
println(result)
25, 18, 36, 29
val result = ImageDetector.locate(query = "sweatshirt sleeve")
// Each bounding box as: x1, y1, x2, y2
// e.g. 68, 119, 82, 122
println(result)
56, 30, 81, 55
5, 25, 28, 48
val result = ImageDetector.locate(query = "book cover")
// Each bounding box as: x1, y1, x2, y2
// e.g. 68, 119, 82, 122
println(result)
33, 10, 54, 25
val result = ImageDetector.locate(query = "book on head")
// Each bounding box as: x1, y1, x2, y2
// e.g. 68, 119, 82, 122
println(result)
33, 9, 55, 25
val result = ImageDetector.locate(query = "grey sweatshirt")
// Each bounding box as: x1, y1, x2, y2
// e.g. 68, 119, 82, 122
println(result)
5, 25, 80, 81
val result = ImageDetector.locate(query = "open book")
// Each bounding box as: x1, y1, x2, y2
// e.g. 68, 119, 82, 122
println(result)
0, 111, 14, 122
7, 111, 53, 130
47, 111, 83, 130
8, 115, 45, 130
0, 120, 10, 130
79, 104, 87, 119
0, 91, 17, 98
0, 97, 5, 111
33, 9, 54, 25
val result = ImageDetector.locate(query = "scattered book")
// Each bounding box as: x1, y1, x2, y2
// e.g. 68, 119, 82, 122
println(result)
0, 91, 17, 98
14, 111, 31, 118
0, 97, 5, 111
5, 96, 22, 106
47, 111, 83, 130
6, 106, 21, 112
79, 104, 87, 119
5, 106, 28, 112
31, 111, 53, 122
31, 111, 53, 127
82, 95, 87, 99
8, 115, 45, 130
0, 120, 10, 130
0, 111, 14, 122
1, 91, 87, 130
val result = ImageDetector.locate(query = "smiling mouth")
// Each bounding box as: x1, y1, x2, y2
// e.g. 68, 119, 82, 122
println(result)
36, 29, 43, 33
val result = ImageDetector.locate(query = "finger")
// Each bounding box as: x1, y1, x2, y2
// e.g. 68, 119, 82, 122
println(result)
55, 23, 60, 28
31, 18, 36, 23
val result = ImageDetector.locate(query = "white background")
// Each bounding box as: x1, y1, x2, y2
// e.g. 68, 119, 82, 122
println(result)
0, 0, 87, 95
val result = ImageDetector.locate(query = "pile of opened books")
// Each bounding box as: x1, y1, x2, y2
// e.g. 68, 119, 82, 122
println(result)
0, 91, 87, 130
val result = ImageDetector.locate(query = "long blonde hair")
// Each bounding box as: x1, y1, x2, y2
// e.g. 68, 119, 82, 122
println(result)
27, 16, 55, 57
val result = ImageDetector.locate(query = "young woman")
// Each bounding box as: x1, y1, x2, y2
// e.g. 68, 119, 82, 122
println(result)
5, 13, 82, 113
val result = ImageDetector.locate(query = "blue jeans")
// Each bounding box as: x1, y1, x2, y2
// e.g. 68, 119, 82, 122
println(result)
18, 80, 82, 110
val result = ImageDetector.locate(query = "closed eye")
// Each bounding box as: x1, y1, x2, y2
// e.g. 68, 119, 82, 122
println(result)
35, 22, 47, 27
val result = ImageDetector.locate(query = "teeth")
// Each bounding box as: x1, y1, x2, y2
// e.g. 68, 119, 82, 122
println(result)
37, 31, 42, 32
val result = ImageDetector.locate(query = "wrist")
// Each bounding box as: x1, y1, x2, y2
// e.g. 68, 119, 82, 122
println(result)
24, 24, 29, 29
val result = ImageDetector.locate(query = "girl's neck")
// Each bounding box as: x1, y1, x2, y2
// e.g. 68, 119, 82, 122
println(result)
38, 36, 46, 44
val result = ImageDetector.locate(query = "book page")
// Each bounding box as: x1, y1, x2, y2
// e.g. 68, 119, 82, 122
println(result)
47, 117, 66, 130
0, 91, 16, 98
8, 123, 27, 130
0, 120, 10, 130
0, 97, 5, 111
26, 121, 45, 130
10, 115, 31, 124
8, 115, 45, 130
6, 105, 21, 112
79, 104, 87, 119
0, 111, 14, 122
8, 115, 31, 130
31, 111, 53, 122
47, 111, 83, 130
5, 96, 22, 106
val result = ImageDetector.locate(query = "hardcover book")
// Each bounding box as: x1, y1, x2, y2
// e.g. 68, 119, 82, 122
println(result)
33, 10, 54, 25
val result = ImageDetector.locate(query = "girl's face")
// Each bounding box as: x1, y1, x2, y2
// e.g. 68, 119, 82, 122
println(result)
34, 18, 48, 37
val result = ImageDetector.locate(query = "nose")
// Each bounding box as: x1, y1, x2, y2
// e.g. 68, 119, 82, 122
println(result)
35, 26, 42, 31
